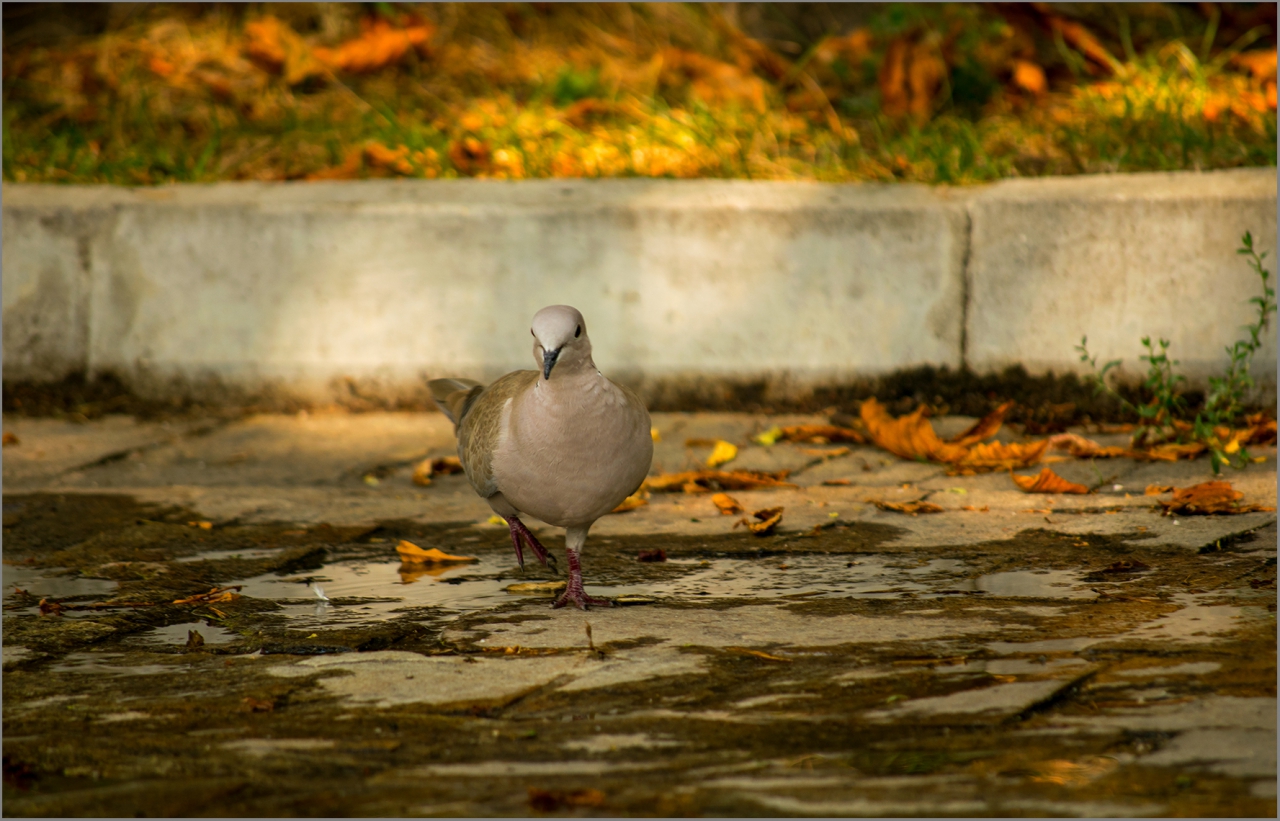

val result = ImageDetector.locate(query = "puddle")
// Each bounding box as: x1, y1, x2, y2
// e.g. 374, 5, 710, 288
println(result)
229, 553, 1026, 631
3, 564, 117, 600
126, 621, 241, 645
971, 570, 1093, 599
48, 652, 176, 677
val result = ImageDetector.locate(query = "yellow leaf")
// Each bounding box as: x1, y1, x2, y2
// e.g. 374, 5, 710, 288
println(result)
395, 540, 478, 564
505, 581, 567, 595
706, 440, 738, 467
487, 515, 507, 525
610, 492, 649, 513
753, 426, 784, 446
650, 427, 662, 442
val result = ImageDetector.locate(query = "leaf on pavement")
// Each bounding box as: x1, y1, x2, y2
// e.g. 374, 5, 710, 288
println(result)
948, 401, 1015, 447
1144, 484, 1174, 496
955, 439, 1051, 471
1159, 481, 1275, 515
1047, 432, 1132, 459
711, 493, 743, 515
867, 498, 945, 514
644, 469, 795, 493
395, 540, 478, 563
610, 492, 649, 513
1012, 467, 1089, 494
860, 398, 969, 463
735, 507, 783, 534
777, 424, 866, 444
706, 440, 738, 467
2, 432, 18, 446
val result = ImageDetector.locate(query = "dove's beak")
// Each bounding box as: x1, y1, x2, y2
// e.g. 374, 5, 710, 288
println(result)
542, 347, 561, 381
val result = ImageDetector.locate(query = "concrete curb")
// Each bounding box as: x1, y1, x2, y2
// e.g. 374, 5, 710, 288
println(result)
3, 169, 1275, 406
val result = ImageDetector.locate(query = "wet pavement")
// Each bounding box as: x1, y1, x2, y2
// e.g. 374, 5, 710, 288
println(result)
2, 410, 1276, 816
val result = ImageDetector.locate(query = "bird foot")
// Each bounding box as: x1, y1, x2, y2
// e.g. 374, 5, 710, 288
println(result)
552, 581, 612, 611
507, 516, 556, 571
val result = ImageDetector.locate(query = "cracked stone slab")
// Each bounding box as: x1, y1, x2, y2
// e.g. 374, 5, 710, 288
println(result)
863, 677, 1086, 720
1139, 728, 1277, 778
268, 651, 586, 709
445, 603, 992, 650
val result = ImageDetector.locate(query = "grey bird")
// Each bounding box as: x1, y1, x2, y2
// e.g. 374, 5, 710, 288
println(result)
428, 305, 653, 609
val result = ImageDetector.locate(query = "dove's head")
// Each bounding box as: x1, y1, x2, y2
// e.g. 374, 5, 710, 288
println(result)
531, 305, 592, 381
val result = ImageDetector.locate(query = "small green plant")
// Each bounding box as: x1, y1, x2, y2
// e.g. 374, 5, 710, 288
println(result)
1076, 230, 1276, 472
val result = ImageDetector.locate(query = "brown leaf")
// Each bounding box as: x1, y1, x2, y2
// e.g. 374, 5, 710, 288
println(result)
961, 505, 989, 512
822, 478, 853, 486
610, 492, 649, 513
528, 788, 605, 812
867, 498, 945, 515
644, 470, 795, 493
1012, 467, 1089, 495
243, 16, 326, 85
1160, 481, 1274, 515
727, 646, 791, 662
242, 696, 275, 713
314, 18, 433, 74
184, 629, 205, 652
2, 432, 18, 447
1099, 559, 1150, 574
956, 440, 1050, 472
735, 507, 784, 535
411, 459, 433, 486
711, 493, 743, 515
948, 401, 1015, 447
860, 398, 969, 464
563, 98, 624, 129
1136, 442, 1208, 462
395, 540, 478, 564
173, 586, 242, 605
779, 424, 866, 444
1046, 433, 1122, 458
1144, 484, 1175, 496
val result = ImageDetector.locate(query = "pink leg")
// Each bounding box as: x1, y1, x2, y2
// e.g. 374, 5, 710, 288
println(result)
507, 515, 555, 570
552, 547, 612, 610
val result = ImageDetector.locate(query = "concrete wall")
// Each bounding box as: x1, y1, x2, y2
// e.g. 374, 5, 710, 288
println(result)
3, 169, 1275, 405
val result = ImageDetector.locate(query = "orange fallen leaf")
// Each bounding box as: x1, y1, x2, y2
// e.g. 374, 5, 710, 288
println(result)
822, 478, 853, 486
1159, 481, 1274, 515
948, 401, 1015, 447
711, 493, 743, 515
173, 586, 242, 605
243, 15, 325, 85
314, 17, 433, 74
644, 470, 795, 493
1136, 442, 1208, 462
414, 455, 465, 485
1011, 59, 1047, 94
395, 540, 478, 563
398, 563, 457, 583
1144, 484, 1174, 496
735, 507, 784, 535
1012, 467, 1089, 495
955, 440, 1050, 472
3, 432, 20, 446
860, 398, 969, 464
611, 492, 649, 513
961, 505, 990, 512
867, 498, 945, 514
1047, 433, 1133, 459
778, 424, 866, 444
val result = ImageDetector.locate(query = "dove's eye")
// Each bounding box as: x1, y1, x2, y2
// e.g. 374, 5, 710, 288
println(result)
575, 325, 582, 338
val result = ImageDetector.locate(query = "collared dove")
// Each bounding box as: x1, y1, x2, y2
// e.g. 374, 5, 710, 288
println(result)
429, 305, 653, 609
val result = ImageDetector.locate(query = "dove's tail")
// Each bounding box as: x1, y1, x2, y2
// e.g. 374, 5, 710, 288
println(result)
428, 378, 485, 429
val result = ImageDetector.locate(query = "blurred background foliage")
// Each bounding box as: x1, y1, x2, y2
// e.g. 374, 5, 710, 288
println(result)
2, 2, 1276, 185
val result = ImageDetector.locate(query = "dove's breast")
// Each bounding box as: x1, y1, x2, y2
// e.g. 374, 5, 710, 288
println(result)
492, 371, 653, 528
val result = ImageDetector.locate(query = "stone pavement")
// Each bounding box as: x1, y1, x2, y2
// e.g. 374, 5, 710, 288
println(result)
2, 410, 1276, 816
